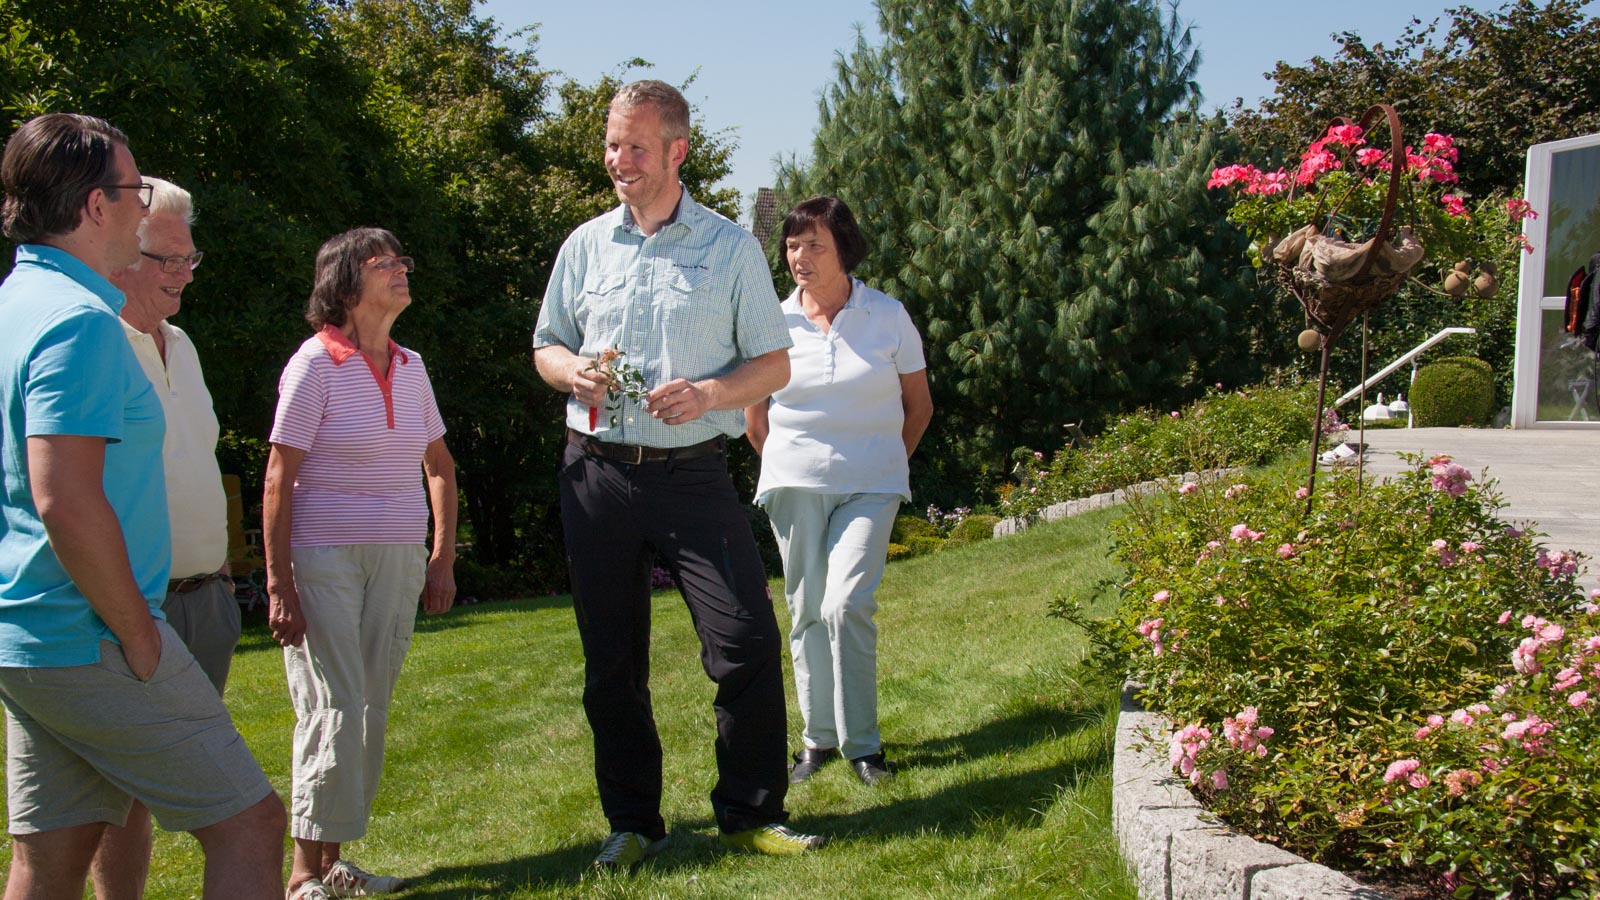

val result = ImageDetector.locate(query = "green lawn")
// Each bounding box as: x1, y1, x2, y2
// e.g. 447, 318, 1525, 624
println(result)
6, 511, 1135, 899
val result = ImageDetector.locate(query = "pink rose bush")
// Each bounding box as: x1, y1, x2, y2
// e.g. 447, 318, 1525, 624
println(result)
1062, 451, 1595, 896
1385, 603, 1600, 895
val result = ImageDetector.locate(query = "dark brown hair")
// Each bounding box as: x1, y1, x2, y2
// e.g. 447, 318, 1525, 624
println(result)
779, 196, 868, 274
1, 113, 129, 243
305, 227, 402, 329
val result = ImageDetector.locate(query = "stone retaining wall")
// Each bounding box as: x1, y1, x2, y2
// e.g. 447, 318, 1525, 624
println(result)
993, 469, 1244, 538
1113, 684, 1385, 899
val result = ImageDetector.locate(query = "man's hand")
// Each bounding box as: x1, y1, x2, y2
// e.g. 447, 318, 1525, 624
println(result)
571, 363, 612, 408
121, 621, 162, 681
647, 379, 711, 424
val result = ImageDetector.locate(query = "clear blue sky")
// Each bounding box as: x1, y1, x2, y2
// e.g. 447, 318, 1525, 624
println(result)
478, 0, 1592, 220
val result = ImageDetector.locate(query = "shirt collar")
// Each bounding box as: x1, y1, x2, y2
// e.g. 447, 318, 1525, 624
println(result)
315, 323, 408, 366
13, 244, 126, 314
618, 184, 695, 236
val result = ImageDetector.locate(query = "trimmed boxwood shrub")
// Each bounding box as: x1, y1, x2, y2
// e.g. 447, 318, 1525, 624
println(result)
891, 515, 940, 543
886, 542, 912, 562
944, 514, 1001, 545
1411, 356, 1496, 427
903, 535, 944, 557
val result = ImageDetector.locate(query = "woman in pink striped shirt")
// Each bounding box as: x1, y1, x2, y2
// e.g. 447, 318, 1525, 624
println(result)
264, 228, 457, 900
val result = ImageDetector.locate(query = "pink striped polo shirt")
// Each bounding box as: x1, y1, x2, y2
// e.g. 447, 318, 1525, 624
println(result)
269, 326, 446, 547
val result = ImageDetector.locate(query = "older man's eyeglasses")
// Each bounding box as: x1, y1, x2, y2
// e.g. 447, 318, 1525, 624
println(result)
100, 182, 154, 209
362, 255, 415, 274
140, 250, 204, 273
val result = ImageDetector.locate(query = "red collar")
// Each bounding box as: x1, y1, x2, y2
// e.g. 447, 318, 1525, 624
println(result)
316, 324, 408, 367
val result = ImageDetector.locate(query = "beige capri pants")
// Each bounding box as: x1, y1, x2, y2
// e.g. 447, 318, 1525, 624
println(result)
285, 543, 425, 842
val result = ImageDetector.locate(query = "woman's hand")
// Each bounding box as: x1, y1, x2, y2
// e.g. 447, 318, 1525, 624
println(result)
422, 555, 456, 615
268, 577, 307, 647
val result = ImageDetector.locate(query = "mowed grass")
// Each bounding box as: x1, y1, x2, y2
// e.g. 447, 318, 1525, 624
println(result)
4, 510, 1135, 899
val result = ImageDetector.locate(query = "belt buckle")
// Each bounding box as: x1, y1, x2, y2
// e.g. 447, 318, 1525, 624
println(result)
629, 444, 645, 465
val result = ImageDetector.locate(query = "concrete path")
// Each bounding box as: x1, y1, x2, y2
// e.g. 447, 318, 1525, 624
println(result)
1340, 426, 1600, 589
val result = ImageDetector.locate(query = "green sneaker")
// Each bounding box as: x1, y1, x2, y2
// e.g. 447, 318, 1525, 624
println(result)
719, 823, 827, 855
589, 831, 668, 874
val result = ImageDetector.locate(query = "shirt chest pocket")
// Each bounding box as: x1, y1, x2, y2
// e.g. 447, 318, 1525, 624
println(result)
580, 272, 629, 341
660, 265, 730, 339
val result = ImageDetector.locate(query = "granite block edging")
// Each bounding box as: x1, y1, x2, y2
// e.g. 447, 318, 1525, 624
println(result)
1114, 683, 1386, 900
993, 467, 1246, 539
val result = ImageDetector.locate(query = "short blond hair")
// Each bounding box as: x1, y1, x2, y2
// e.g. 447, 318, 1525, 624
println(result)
610, 80, 690, 144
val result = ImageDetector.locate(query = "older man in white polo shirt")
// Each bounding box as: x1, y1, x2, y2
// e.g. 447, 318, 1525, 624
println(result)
93, 176, 238, 900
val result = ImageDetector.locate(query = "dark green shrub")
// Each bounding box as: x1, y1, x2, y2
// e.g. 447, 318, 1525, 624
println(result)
944, 514, 1001, 545
903, 536, 944, 557
1410, 356, 1496, 427
891, 515, 940, 543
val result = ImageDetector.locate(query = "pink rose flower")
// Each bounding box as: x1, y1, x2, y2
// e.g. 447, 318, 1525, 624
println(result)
1276, 543, 1296, 559
1179, 482, 1199, 496
1571, 691, 1591, 707
1294, 486, 1310, 499
1383, 758, 1421, 785
1229, 523, 1264, 543
1209, 769, 1229, 791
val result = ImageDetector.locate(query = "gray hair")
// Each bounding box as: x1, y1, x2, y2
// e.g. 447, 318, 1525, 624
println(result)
611, 80, 690, 144
134, 176, 195, 255
141, 176, 193, 230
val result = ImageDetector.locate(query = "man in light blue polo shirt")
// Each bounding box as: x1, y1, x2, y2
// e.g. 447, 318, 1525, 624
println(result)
0, 113, 283, 899
533, 79, 823, 872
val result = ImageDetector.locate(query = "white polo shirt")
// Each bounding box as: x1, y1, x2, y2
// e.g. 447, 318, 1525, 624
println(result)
122, 319, 228, 579
755, 279, 926, 503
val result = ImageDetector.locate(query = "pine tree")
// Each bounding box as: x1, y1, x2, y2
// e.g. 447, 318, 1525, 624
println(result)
779, 0, 1255, 486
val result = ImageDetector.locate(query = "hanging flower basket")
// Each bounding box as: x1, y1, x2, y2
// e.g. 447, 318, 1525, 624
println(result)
1267, 104, 1421, 344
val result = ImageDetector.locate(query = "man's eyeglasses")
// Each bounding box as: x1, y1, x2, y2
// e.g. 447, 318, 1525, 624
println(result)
362, 255, 415, 274
99, 182, 154, 209
140, 250, 204, 273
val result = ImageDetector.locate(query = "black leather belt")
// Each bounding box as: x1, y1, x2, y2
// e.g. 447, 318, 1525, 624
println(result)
168, 572, 230, 595
566, 427, 725, 465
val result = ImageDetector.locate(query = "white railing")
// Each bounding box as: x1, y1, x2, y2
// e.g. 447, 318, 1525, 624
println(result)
1332, 327, 1477, 420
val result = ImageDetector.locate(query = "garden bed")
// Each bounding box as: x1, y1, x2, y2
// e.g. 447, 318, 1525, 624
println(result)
1068, 457, 1598, 898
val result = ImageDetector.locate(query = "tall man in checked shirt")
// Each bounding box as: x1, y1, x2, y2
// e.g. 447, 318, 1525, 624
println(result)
533, 80, 825, 871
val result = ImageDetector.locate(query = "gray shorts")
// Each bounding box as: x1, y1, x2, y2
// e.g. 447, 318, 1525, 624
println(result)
0, 620, 273, 835
162, 577, 242, 693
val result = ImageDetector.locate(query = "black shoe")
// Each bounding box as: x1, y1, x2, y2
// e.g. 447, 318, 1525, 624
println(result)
788, 747, 837, 784
849, 752, 892, 785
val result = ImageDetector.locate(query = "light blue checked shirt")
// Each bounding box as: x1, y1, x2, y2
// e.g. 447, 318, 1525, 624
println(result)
534, 188, 792, 448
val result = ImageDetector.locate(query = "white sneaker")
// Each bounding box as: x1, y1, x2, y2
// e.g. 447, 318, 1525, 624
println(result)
323, 860, 407, 896
287, 879, 332, 900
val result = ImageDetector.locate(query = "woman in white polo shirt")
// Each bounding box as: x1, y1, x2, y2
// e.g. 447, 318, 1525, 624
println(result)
264, 228, 457, 900
745, 196, 934, 786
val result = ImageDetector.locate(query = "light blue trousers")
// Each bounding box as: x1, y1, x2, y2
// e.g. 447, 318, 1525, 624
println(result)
764, 489, 901, 761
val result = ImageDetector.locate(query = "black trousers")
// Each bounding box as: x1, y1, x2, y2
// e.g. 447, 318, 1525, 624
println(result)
557, 441, 790, 837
